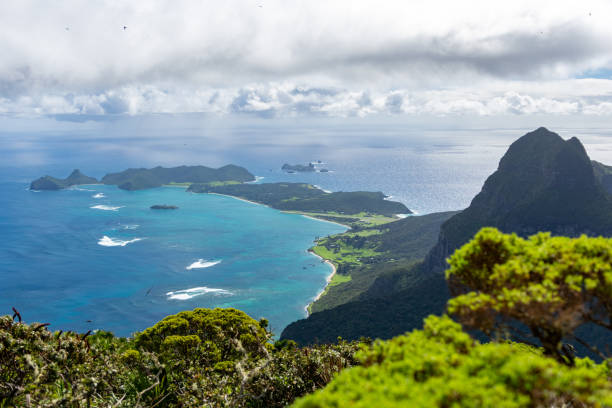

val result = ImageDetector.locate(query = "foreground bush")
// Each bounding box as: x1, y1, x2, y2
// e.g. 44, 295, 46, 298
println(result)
446, 228, 612, 361
0, 308, 361, 407
292, 315, 612, 408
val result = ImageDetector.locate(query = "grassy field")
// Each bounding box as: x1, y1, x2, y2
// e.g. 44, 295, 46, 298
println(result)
286, 211, 399, 228
312, 241, 384, 266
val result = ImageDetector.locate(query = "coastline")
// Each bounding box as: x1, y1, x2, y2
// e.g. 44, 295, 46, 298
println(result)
206, 192, 270, 207
295, 213, 351, 229
305, 250, 337, 316
203, 191, 352, 229
183, 189, 347, 316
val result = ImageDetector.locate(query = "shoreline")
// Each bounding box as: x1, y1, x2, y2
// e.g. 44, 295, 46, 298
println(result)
205, 192, 271, 207
305, 250, 337, 316
198, 191, 348, 316
203, 192, 352, 229
295, 213, 351, 229
178, 189, 348, 316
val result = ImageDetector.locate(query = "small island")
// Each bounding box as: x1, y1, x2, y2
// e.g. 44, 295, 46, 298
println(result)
282, 163, 329, 173
30, 169, 98, 190
150, 205, 178, 210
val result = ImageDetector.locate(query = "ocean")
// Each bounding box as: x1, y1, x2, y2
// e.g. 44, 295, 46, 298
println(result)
0, 183, 345, 336
2, 120, 611, 336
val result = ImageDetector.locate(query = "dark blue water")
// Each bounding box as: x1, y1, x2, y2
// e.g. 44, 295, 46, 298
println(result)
0, 183, 344, 336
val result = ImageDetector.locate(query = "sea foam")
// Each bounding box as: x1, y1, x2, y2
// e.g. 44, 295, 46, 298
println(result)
90, 205, 123, 211
92, 193, 106, 198
98, 236, 143, 247
166, 286, 232, 300
186, 259, 222, 270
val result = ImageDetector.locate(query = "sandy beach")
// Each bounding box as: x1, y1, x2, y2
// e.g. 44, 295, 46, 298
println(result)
206, 192, 270, 207
305, 250, 337, 315
297, 213, 351, 229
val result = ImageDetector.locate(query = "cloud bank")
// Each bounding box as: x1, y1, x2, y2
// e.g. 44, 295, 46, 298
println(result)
1, 0, 612, 117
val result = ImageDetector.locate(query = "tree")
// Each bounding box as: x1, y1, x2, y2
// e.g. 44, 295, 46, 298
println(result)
292, 315, 612, 408
446, 227, 612, 362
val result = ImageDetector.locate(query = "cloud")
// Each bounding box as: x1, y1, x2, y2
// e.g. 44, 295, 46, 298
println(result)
0, 0, 612, 117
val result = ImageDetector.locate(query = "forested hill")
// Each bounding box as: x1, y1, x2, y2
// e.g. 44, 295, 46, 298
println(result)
282, 128, 612, 345
30, 169, 98, 190
101, 164, 254, 190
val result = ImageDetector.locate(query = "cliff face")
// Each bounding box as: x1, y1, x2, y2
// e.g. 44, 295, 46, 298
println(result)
593, 160, 612, 195
426, 127, 612, 273
30, 169, 98, 190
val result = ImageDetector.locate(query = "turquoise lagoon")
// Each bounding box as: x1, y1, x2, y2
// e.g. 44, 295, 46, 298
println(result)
0, 183, 345, 336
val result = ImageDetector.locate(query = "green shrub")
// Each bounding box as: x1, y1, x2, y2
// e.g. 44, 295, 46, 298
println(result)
446, 227, 612, 361
292, 315, 612, 408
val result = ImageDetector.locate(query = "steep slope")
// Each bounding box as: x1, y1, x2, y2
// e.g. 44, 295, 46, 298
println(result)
309, 211, 458, 313
593, 160, 612, 195
30, 169, 98, 190
283, 127, 612, 344
426, 127, 612, 271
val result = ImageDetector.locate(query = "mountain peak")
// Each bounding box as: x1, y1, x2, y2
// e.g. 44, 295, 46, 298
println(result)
425, 128, 612, 272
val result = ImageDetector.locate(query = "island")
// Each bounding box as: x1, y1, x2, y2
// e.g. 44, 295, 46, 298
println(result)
150, 205, 178, 210
101, 164, 255, 190
187, 182, 411, 227
30, 169, 98, 190
281, 163, 329, 173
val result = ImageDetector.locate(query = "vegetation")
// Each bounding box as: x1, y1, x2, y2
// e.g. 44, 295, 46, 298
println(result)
4, 229, 612, 406
0, 308, 362, 407
187, 182, 410, 219
290, 211, 457, 317
101, 165, 254, 191
593, 160, 612, 195
30, 169, 98, 190
292, 315, 612, 408
287, 211, 398, 228
447, 227, 612, 362
282, 269, 449, 344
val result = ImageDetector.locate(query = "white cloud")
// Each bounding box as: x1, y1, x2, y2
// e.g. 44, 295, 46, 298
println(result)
0, 0, 612, 117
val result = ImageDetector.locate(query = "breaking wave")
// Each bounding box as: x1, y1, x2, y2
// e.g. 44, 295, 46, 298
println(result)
97, 236, 143, 247
186, 259, 222, 270
166, 286, 232, 300
90, 205, 123, 211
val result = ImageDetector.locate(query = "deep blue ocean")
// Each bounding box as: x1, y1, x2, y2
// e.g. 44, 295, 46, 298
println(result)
0, 182, 345, 336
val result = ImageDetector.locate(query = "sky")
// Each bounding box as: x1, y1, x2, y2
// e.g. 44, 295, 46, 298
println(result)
1, 1, 612, 176
2, 0, 612, 118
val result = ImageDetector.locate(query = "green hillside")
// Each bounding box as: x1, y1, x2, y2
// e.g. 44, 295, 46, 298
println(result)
101, 165, 255, 190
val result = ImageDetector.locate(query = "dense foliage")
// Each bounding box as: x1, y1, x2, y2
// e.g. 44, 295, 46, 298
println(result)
447, 227, 612, 361
101, 164, 254, 190
309, 211, 457, 313
292, 315, 612, 408
0, 308, 361, 407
